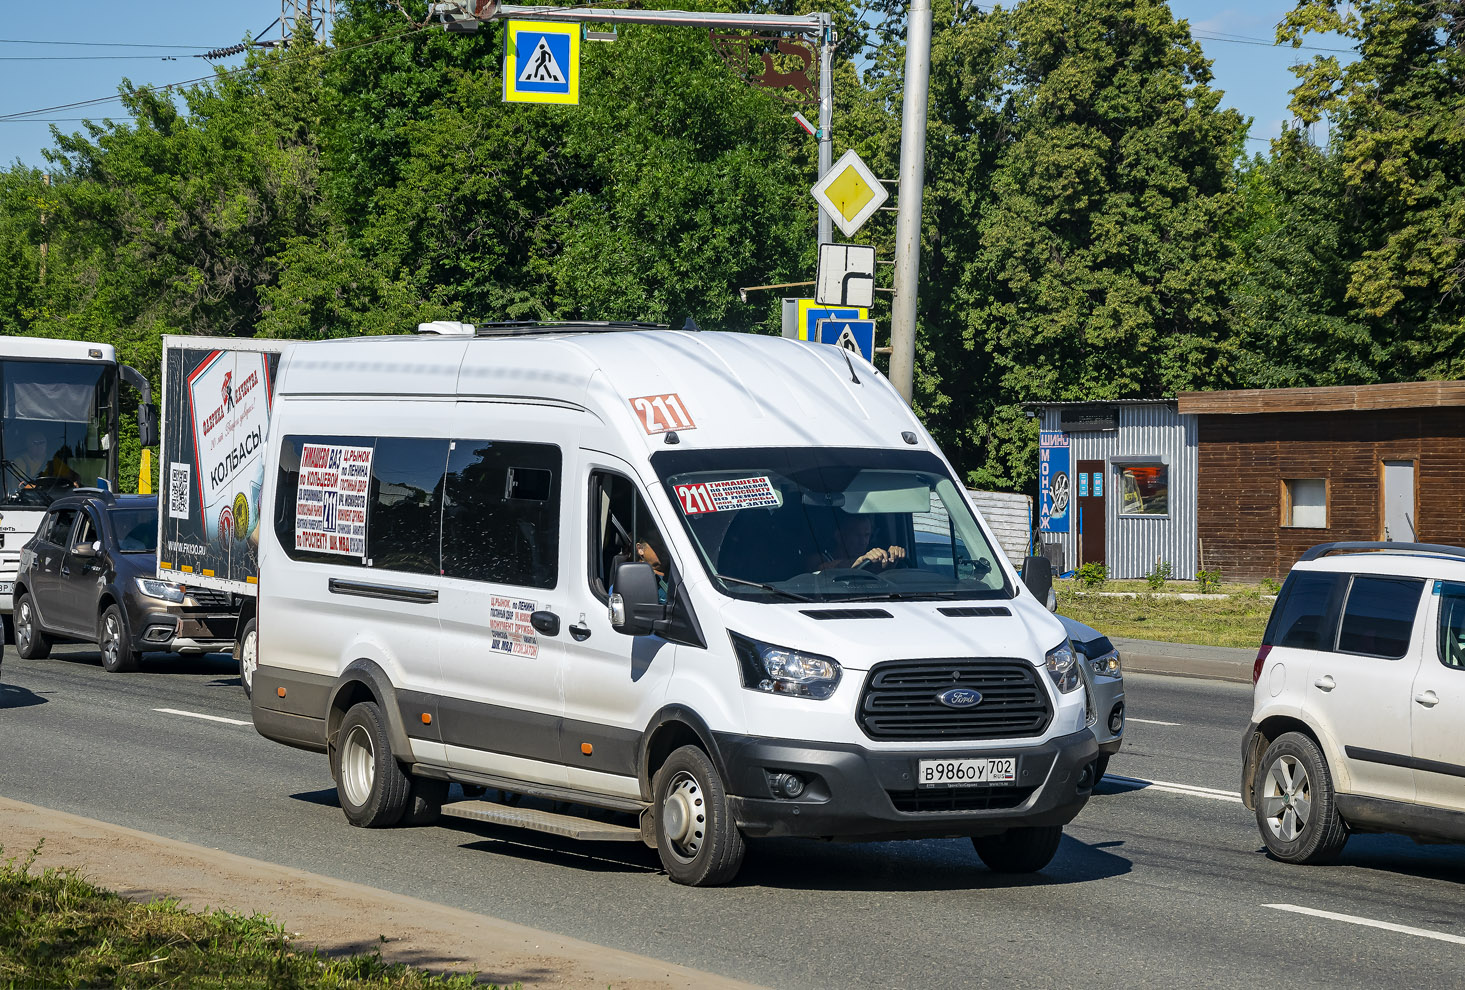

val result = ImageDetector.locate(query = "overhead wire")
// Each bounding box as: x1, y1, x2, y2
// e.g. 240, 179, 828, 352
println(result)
0, 21, 439, 123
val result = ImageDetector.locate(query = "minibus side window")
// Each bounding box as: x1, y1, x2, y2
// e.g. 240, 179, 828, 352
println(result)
367, 437, 448, 576
274, 435, 372, 567
588, 471, 670, 603
442, 440, 560, 590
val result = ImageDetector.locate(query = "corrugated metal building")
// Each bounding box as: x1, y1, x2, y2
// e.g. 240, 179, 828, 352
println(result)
1031, 401, 1198, 580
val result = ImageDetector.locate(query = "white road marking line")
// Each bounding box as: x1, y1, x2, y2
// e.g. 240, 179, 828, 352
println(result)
1125, 717, 1181, 726
1103, 772, 1243, 803
1265, 904, 1465, 946
154, 707, 251, 727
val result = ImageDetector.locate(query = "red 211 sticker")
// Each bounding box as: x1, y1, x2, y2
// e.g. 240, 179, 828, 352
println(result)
630, 393, 696, 435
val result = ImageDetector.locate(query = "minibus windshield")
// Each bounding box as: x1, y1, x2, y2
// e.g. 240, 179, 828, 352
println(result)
653, 447, 1012, 603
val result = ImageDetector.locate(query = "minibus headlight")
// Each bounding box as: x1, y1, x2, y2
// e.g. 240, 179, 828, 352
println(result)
1045, 641, 1081, 693
135, 577, 185, 604
730, 632, 841, 700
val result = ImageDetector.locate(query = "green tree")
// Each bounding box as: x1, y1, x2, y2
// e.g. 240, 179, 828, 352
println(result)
1280, 0, 1465, 378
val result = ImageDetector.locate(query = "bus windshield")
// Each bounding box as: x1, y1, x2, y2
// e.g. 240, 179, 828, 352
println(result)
653, 446, 1013, 603
0, 359, 117, 507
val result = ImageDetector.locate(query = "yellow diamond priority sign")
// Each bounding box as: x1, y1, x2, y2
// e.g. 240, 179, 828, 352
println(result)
810, 149, 889, 237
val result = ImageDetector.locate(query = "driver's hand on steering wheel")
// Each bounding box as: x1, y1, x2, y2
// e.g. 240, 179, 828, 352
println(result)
855, 545, 906, 568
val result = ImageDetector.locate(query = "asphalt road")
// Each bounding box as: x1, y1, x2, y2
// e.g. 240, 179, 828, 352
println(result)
3, 646, 1464, 989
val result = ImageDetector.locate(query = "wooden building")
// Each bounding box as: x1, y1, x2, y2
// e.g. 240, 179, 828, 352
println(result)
1178, 381, 1465, 581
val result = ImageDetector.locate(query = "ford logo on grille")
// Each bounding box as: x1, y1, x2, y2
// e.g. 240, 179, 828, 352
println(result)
938, 688, 982, 709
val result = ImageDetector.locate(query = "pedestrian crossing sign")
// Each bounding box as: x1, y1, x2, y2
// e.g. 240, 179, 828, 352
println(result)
503, 20, 579, 105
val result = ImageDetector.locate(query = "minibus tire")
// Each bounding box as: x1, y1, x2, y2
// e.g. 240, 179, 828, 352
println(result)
652, 745, 745, 886
334, 701, 411, 828
972, 825, 1063, 873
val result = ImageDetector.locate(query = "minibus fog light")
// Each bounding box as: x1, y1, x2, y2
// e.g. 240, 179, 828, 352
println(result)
1045, 641, 1081, 693
731, 632, 841, 700
769, 772, 805, 798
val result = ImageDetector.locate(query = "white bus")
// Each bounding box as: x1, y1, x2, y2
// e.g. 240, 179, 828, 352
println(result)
0, 336, 156, 628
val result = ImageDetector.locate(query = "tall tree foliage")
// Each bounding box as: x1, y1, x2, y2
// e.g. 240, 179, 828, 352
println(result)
1280, 0, 1465, 378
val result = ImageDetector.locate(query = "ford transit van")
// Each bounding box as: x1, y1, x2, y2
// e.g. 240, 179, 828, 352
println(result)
251, 323, 1097, 885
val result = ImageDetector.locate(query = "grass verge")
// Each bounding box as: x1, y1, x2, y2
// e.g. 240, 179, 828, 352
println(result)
0, 843, 501, 989
1056, 588, 1272, 649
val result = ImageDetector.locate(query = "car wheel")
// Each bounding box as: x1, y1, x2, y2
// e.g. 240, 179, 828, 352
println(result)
99, 605, 141, 673
1093, 754, 1111, 782
333, 701, 411, 828
652, 745, 746, 886
235, 618, 258, 699
14, 593, 50, 660
972, 825, 1064, 873
1254, 732, 1349, 864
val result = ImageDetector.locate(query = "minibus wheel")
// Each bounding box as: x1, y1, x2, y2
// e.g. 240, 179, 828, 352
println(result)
652, 745, 745, 886
334, 701, 411, 828
971, 825, 1063, 873
236, 619, 258, 699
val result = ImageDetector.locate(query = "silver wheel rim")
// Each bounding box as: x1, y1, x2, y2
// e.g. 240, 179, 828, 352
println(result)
102, 612, 121, 667
1261, 754, 1313, 842
17, 600, 32, 650
661, 770, 707, 862
240, 630, 258, 692
341, 724, 376, 808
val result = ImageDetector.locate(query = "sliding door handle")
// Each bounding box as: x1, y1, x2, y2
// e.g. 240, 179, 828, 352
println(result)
327, 577, 437, 604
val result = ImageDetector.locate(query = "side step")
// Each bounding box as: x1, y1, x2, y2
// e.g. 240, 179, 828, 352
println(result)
440, 799, 644, 842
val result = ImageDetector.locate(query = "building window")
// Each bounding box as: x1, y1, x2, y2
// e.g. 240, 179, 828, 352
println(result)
1282, 478, 1328, 528
1117, 463, 1168, 516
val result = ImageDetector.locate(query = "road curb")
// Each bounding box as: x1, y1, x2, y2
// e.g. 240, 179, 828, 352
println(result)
1112, 637, 1255, 684
0, 796, 762, 990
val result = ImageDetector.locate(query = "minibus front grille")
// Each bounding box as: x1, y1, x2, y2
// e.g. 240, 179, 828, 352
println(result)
857, 659, 1052, 740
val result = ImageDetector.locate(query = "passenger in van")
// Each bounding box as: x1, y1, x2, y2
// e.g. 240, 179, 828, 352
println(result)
814, 510, 906, 571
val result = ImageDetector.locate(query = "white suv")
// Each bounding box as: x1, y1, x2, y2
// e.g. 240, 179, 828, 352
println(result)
1242, 542, 1465, 863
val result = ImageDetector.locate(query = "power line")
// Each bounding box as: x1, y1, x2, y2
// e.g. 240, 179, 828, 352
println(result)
1192, 31, 1356, 55
0, 38, 212, 49
0, 56, 194, 61
0, 23, 435, 122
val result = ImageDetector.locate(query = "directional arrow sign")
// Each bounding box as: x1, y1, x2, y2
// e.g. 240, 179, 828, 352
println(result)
810, 150, 889, 238
816, 243, 876, 308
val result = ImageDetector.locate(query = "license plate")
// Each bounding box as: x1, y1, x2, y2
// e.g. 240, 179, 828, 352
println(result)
917, 757, 1017, 787
0, 582, 13, 595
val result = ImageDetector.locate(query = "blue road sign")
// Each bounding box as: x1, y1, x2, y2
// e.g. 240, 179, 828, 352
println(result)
815, 318, 876, 362
504, 20, 579, 104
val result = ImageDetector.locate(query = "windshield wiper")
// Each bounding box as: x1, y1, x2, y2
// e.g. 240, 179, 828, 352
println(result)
840, 591, 963, 602
712, 573, 814, 603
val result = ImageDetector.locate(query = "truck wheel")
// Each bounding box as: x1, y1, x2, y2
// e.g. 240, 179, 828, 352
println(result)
333, 701, 411, 828
1254, 732, 1349, 864
15, 593, 50, 660
99, 605, 140, 673
652, 745, 745, 886
972, 825, 1064, 873
235, 618, 259, 699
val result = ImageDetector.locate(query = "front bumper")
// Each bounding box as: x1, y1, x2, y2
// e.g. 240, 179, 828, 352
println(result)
717, 728, 1099, 841
136, 610, 237, 654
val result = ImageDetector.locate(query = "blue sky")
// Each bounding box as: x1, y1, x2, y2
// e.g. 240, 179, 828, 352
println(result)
0, 2, 1346, 169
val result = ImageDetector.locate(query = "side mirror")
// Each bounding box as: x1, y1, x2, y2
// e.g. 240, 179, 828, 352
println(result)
72, 541, 99, 559
137, 403, 159, 448
1021, 556, 1054, 608
609, 560, 661, 637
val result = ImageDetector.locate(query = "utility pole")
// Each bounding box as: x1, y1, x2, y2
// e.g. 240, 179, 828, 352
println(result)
888, 0, 933, 405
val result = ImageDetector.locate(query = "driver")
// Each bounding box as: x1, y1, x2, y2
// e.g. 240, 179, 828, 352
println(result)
12, 427, 79, 487
817, 510, 906, 570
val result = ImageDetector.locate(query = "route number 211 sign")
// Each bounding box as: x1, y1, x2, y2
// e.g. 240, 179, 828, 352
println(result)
630, 393, 697, 435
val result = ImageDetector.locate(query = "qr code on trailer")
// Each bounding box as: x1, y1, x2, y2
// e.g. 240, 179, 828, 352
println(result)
168, 462, 190, 520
